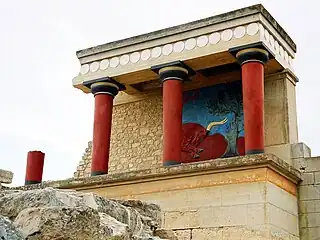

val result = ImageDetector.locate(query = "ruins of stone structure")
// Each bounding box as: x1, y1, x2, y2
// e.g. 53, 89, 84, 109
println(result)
0, 169, 13, 189
6, 4, 320, 240
0, 187, 167, 239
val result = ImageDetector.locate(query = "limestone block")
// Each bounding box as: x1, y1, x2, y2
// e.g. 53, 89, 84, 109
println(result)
0, 169, 13, 184
314, 172, 320, 184
299, 185, 320, 201
291, 142, 311, 159
300, 212, 320, 228
197, 205, 248, 228
264, 71, 298, 146
300, 227, 320, 240
173, 230, 191, 240
296, 157, 320, 173
137, 186, 222, 212
191, 228, 222, 240
265, 144, 292, 165
164, 210, 199, 229
266, 182, 298, 216
299, 200, 320, 214
293, 158, 308, 172
301, 172, 315, 185
247, 203, 266, 225
267, 203, 299, 236
221, 182, 265, 206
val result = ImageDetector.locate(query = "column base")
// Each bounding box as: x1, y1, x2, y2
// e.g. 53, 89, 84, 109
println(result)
246, 149, 265, 155
163, 160, 181, 166
25, 180, 41, 185
91, 171, 108, 176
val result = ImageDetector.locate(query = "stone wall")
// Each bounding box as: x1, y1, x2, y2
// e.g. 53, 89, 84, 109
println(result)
295, 156, 320, 239
69, 154, 301, 240
74, 70, 299, 178
74, 95, 163, 178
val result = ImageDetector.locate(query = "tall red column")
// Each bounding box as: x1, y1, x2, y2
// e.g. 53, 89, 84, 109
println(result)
158, 66, 188, 166
236, 48, 269, 154
90, 81, 120, 176
25, 151, 45, 185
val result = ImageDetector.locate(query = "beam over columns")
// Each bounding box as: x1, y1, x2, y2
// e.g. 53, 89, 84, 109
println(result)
236, 48, 269, 155
152, 62, 192, 166
86, 78, 123, 176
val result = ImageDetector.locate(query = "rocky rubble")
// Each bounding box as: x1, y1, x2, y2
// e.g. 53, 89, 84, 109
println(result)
0, 187, 174, 240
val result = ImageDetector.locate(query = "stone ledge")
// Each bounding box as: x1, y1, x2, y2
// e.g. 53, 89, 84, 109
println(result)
11, 154, 301, 191
76, 4, 295, 58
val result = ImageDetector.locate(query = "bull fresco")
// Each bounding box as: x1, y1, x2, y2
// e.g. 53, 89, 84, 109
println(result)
182, 81, 245, 163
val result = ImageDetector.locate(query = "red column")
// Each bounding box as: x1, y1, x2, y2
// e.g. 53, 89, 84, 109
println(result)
163, 79, 183, 165
25, 151, 45, 185
236, 48, 269, 154
90, 81, 119, 176
91, 94, 114, 175
158, 66, 188, 166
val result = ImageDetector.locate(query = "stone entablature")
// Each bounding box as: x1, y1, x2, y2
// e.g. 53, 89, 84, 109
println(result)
73, 4, 296, 95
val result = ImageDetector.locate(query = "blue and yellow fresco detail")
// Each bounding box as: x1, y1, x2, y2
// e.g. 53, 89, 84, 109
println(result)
181, 81, 245, 163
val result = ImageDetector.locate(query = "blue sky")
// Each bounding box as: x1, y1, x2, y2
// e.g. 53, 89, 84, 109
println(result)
1, 0, 319, 185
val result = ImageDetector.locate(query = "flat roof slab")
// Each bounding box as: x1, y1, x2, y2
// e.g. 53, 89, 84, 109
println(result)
72, 4, 296, 95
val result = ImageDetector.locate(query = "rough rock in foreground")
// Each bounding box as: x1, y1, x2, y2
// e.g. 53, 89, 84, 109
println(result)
0, 187, 171, 240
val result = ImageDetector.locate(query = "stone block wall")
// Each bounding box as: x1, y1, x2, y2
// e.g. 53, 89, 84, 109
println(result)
74, 95, 163, 178
74, 155, 301, 240
295, 156, 320, 239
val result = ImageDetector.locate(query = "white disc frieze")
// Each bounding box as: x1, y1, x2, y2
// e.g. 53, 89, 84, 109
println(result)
274, 41, 279, 54
120, 54, 130, 65
234, 26, 245, 39
173, 41, 184, 53
221, 29, 233, 41
279, 45, 284, 57
151, 47, 162, 58
162, 44, 173, 56
269, 35, 275, 48
130, 52, 140, 63
284, 51, 289, 62
110, 57, 120, 68
209, 32, 220, 44
185, 38, 196, 50
90, 62, 99, 72
197, 35, 208, 47
100, 59, 109, 70
246, 23, 259, 36
80, 64, 90, 75
264, 30, 270, 42
141, 49, 151, 60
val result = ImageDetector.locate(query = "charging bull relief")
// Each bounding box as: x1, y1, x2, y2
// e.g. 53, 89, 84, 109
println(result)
181, 81, 245, 163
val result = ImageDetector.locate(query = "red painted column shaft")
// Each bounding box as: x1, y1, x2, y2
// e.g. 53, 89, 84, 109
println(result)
25, 151, 45, 185
241, 61, 265, 154
91, 94, 114, 175
163, 79, 183, 165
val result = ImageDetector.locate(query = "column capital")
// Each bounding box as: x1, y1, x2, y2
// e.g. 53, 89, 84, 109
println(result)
236, 48, 269, 65
151, 60, 195, 83
84, 77, 125, 97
